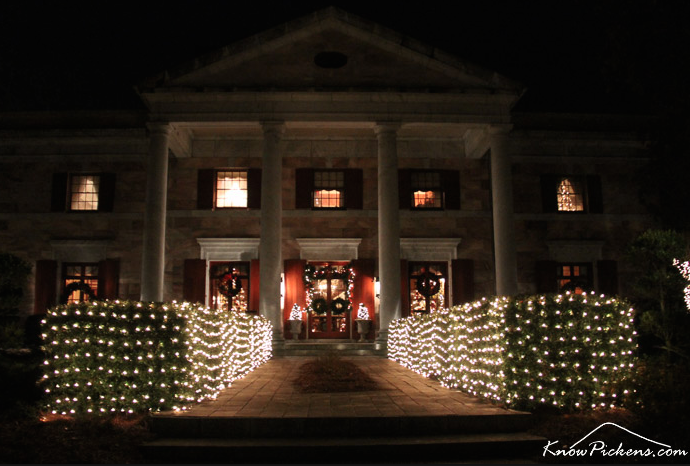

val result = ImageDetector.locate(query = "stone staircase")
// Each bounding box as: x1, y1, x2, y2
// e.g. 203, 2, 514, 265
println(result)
142, 412, 544, 463
273, 339, 387, 357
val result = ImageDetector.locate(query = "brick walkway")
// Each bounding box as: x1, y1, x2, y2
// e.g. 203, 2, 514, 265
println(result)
160, 357, 524, 418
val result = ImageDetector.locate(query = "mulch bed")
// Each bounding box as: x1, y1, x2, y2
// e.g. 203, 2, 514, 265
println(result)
292, 353, 380, 393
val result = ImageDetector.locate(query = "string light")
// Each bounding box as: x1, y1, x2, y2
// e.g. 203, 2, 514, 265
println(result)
41, 300, 272, 415
389, 291, 637, 411
674, 259, 690, 311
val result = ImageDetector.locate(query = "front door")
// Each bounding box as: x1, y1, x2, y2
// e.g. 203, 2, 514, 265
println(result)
307, 263, 351, 339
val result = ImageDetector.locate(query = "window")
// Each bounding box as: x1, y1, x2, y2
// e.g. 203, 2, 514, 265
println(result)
295, 168, 363, 210
216, 170, 248, 208
51, 173, 115, 212
557, 263, 591, 294
541, 175, 603, 214
70, 175, 100, 211
209, 262, 250, 312
197, 169, 261, 210
398, 169, 460, 210
409, 262, 447, 314
313, 171, 344, 209
62, 263, 99, 303
411, 172, 442, 209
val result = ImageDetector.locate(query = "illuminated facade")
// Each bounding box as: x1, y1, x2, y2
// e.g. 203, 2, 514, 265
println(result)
0, 7, 654, 344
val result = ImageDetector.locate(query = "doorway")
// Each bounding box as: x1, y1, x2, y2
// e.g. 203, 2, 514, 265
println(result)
306, 262, 351, 339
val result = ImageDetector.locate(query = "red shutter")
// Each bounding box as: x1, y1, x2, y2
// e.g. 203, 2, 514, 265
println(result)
249, 259, 260, 313
451, 259, 474, 306
536, 260, 558, 294
247, 169, 262, 209
197, 169, 215, 210
51, 173, 68, 212
400, 259, 410, 318
295, 169, 313, 209
34, 260, 57, 314
597, 260, 618, 296
398, 169, 411, 209
284, 259, 307, 339
97, 173, 116, 212
183, 259, 206, 304
344, 169, 363, 210
351, 259, 376, 339
442, 170, 461, 210
97, 259, 119, 300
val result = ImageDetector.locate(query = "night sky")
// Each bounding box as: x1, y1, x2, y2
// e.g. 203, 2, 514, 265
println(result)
1, 0, 687, 113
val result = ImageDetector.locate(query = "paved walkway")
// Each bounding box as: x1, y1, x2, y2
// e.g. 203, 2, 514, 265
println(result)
161, 357, 524, 418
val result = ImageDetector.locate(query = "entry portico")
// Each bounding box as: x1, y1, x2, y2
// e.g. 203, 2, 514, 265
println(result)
136, 7, 522, 342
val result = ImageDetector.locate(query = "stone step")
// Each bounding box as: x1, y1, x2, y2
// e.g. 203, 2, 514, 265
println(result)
149, 413, 535, 439
141, 432, 545, 463
274, 340, 387, 357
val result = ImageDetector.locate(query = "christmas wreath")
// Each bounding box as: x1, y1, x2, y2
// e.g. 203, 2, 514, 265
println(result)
60, 281, 97, 304
218, 271, 242, 297
311, 297, 329, 314
330, 297, 350, 315
416, 271, 441, 297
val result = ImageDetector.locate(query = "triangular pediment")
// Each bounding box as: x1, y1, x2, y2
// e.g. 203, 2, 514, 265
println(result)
144, 7, 522, 93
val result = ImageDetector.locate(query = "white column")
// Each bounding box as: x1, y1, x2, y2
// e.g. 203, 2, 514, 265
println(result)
375, 122, 402, 342
258, 121, 285, 341
489, 126, 518, 296
140, 123, 171, 302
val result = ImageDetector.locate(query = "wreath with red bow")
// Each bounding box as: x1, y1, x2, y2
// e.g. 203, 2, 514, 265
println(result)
218, 271, 242, 297
416, 271, 441, 297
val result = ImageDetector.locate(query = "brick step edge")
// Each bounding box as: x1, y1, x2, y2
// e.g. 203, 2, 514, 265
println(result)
149, 413, 535, 438
141, 432, 546, 463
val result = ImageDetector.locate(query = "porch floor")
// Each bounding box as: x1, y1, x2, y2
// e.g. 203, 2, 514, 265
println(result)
156, 356, 523, 418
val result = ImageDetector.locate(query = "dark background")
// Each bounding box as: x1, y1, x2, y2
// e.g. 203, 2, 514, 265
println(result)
1, 0, 688, 114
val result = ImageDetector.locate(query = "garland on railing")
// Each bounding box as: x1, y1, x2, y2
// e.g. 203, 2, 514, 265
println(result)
303, 263, 355, 314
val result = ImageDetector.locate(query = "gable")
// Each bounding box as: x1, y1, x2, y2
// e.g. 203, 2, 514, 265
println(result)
149, 7, 521, 94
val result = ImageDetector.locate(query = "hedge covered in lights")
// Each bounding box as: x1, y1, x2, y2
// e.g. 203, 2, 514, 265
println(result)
389, 292, 637, 411
40, 300, 272, 415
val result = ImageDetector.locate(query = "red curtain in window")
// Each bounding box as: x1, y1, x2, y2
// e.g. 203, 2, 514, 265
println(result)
400, 259, 410, 317
535, 260, 558, 294
249, 259, 260, 313
597, 260, 618, 296
283, 259, 307, 339
451, 259, 474, 305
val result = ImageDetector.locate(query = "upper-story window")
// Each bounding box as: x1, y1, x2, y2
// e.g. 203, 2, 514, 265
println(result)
557, 178, 584, 212
216, 170, 248, 208
411, 172, 443, 209
70, 175, 100, 211
398, 169, 461, 210
51, 172, 115, 213
541, 175, 602, 214
196, 168, 261, 210
295, 168, 363, 210
313, 171, 344, 209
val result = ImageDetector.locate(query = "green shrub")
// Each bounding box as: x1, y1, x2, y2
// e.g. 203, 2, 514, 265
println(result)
41, 300, 273, 415
389, 292, 638, 412
0, 253, 31, 316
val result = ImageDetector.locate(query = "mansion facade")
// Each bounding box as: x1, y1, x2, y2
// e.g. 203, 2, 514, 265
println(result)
1, 8, 653, 344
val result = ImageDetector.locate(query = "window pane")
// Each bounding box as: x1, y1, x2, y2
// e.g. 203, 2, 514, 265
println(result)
413, 190, 442, 208
557, 178, 584, 211
313, 171, 344, 208
216, 171, 248, 208
70, 175, 100, 211
313, 189, 342, 208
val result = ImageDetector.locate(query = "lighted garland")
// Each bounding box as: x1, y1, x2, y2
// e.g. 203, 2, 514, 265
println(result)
674, 259, 690, 311
388, 292, 638, 411
40, 300, 272, 415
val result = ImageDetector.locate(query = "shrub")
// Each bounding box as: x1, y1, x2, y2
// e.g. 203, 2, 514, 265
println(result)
389, 292, 637, 412
40, 300, 272, 415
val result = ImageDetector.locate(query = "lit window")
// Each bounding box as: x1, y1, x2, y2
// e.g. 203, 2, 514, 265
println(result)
557, 263, 591, 294
70, 175, 100, 211
557, 178, 584, 212
313, 171, 344, 208
409, 262, 447, 314
216, 171, 248, 208
62, 263, 98, 303
411, 172, 442, 209
209, 262, 250, 312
